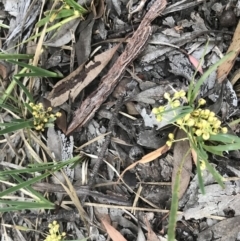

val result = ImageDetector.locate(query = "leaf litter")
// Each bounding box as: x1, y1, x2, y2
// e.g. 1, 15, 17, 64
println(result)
1, 0, 240, 241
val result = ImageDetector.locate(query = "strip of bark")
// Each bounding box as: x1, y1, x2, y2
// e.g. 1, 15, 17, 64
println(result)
66, 0, 167, 135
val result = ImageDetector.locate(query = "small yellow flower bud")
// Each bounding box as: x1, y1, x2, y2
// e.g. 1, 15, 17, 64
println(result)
209, 111, 215, 117
213, 120, 221, 129
166, 140, 172, 147
172, 100, 180, 107
198, 98, 206, 106
29, 102, 34, 107
202, 132, 210, 140
179, 90, 186, 97
168, 133, 174, 140
187, 118, 195, 126
204, 109, 210, 116
152, 107, 159, 114
208, 116, 214, 123
184, 113, 191, 121
164, 92, 170, 100
176, 118, 183, 125
195, 129, 202, 136
47, 107, 52, 112
55, 112, 62, 117
174, 92, 180, 99
158, 106, 165, 112
156, 115, 162, 121
221, 127, 228, 133
192, 110, 200, 116
200, 160, 206, 170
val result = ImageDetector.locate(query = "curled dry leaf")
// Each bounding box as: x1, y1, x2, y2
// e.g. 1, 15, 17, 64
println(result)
118, 144, 169, 182
48, 44, 120, 107
101, 218, 127, 241
172, 129, 192, 199
217, 20, 240, 82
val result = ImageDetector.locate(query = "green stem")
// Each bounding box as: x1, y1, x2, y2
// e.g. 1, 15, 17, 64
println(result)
167, 148, 191, 241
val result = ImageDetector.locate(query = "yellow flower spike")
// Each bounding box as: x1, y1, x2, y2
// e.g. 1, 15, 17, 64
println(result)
221, 127, 228, 133
187, 118, 195, 127
202, 132, 210, 140
152, 107, 159, 114
172, 100, 180, 107
195, 129, 202, 136
198, 98, 206, 106
168, 133, 174, 140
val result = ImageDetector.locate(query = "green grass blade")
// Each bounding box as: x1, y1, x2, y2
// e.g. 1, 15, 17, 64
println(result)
8, 60, 62, 77
0, 172, 51, 198
0, 53, 33, 59
189, 51, 235, 105
196, 153, 205, 194
0, 203, 54, 212
0, 120, 34, 135
11, 174, 53, 205
204, 159, 224, 188
13, 77, 34, 102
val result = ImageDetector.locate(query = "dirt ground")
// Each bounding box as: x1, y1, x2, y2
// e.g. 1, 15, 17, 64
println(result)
1, 0, 240, 240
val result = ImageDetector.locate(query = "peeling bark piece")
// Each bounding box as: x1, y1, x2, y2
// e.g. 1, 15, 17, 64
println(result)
67, 0, 167, 134
47, 44, 120, 107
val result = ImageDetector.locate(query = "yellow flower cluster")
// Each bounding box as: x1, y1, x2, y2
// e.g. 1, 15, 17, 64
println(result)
152, 91, 228, 143
29, 102, 61, 132
44, 221, 66, 241
152, 90, 187, 122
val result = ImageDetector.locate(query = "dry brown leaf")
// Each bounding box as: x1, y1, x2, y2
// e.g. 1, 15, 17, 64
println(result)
91, 0, 104, 19
118, 144, 169, 182
172, 130, 192, 199
217, 20, 240, 82
101, 218, 127, 241
145, 216, 162, 241
0, 61, 9, 79
48, 44, 120, 107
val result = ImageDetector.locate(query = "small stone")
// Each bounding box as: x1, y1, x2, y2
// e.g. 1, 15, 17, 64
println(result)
219, 9, 237, 27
